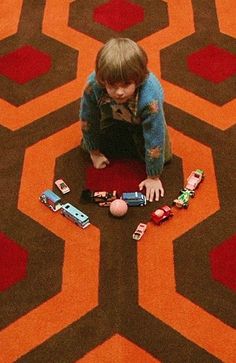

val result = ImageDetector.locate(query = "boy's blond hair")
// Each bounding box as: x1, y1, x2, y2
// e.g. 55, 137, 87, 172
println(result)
95, 38, 148, 86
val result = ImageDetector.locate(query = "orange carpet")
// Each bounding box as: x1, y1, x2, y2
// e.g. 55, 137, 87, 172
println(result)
0, 1, 236, 362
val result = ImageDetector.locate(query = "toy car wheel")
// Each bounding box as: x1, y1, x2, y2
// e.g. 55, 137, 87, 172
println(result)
183, 205, 188, 209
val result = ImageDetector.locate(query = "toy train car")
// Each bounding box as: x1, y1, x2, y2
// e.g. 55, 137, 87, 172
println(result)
61, 203, 90, 229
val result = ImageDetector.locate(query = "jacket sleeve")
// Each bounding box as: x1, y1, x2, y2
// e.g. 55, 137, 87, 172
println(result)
140, 100, 166, 177
80, 82, 101, 151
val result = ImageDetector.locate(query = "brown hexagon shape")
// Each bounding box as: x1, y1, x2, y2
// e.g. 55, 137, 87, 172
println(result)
0, 36, 78, 106
69, 0, 168, 42
0, 1, 78, 107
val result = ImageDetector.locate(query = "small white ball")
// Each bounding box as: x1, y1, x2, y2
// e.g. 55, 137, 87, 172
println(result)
109, 199, 128, 217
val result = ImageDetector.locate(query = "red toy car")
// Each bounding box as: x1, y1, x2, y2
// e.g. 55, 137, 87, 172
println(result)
151, 205, 173, 225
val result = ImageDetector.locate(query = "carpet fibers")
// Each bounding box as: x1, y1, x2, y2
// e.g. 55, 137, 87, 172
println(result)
0, 1, 236, 362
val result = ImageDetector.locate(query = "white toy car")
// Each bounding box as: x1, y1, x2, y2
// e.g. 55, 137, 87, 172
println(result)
132, 223, 147, 241
55, 179, 70, 194
185, 169, 204, 191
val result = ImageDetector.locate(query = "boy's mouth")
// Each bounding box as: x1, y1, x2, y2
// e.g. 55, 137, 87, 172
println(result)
115, 97, 127, 103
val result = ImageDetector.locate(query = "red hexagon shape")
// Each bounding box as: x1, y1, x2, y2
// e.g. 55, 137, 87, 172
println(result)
0, 231, 28, 292
93, 0, 144, 32
187, 44, 236, 83
210, 233, 236, 292
0, 45, 52, 84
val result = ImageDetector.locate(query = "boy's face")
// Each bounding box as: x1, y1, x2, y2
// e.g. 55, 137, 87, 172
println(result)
105, 81, 136, 104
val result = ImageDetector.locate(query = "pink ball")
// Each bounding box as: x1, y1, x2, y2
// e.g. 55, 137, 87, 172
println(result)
109, 199, 128, 217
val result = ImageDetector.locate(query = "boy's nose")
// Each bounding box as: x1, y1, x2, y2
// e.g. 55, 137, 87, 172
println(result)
116, 87, 125, 96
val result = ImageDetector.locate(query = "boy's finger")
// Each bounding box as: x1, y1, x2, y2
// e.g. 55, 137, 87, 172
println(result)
139, 182, 144, 190
149, 189, 155, 202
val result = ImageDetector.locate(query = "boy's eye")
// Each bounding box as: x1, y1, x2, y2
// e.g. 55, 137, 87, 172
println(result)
109, 82, 132, 89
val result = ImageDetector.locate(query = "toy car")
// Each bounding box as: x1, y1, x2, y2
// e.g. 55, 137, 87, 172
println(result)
39, 189, 62, 212
92, 190, 117, 206
81, 189, 117, 206
151, 205, 173, 225
132, 223, 147, 240
173, 188, 195, 208
55, 179, 70, 194
121, 192, 146, 206
185, 169, 205, 191
61, 203, 90, 228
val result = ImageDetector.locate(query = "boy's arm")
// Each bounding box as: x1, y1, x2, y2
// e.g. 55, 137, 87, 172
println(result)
80, 82, 101, 151
139, 100, 166, 201
90, 149, 110, 169
141, 101, 165, 177
80, 81, 109, 169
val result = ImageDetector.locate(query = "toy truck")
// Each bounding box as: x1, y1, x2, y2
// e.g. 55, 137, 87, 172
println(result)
121, 192, 146, 206
39, 189, 62, 212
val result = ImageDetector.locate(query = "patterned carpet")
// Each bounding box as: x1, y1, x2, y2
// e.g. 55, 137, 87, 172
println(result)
0, 1, 236, 362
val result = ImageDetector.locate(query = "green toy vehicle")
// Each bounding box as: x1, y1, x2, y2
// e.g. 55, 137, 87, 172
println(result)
173, 188, 195, 209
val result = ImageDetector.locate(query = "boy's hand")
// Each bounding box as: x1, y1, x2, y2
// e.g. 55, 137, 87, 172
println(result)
90, 150, 110, 169
139, 177, 164, 202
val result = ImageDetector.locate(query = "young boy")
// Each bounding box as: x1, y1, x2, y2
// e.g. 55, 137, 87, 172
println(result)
80, 38, 172, 202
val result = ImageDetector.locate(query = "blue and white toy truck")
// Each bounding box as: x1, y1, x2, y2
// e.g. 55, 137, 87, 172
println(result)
39, 189, 62, 212
121, 192, 146, 206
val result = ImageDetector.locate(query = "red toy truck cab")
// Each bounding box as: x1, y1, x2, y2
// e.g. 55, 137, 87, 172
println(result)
151, 205, 173, 225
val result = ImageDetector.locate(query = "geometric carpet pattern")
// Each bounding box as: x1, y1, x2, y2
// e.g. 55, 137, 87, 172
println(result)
0, 0, 236, 361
